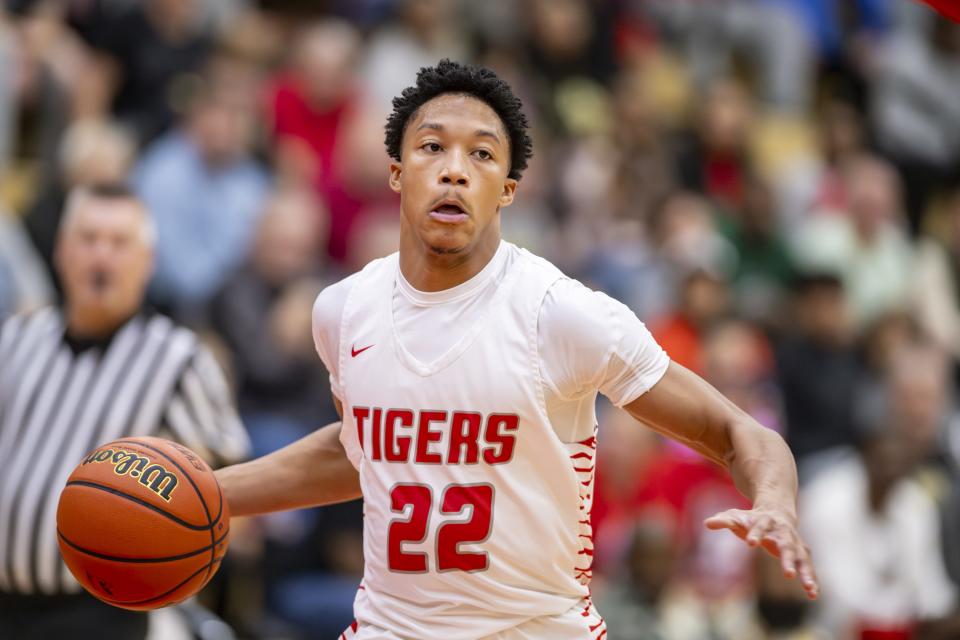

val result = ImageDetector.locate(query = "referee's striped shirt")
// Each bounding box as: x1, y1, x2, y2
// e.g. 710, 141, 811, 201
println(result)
0, 308, 251, 595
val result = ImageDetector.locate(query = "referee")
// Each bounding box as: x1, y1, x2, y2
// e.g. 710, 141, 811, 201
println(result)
0, 184, 251, 639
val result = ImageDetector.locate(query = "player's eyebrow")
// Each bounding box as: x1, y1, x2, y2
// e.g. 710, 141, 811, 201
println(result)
415, 122, 503, 145
474, 129, 501, 144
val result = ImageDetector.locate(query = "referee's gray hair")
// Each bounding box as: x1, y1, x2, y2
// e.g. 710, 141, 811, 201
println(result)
61, 185, 157, 247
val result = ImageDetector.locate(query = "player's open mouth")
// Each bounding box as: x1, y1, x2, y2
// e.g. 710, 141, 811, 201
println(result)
429, 201, 469, 223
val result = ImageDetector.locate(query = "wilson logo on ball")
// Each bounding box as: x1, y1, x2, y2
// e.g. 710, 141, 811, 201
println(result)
81, 447, 179, 501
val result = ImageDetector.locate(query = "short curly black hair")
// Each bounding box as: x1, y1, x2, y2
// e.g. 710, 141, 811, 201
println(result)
384, 59, 533, 180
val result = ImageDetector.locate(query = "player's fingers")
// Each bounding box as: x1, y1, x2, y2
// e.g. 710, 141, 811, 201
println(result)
760, 532, 784, 560
796, 547, 820, 599
777, 541, 797, 578
704, 510, 749, 534
745, 515, 771, 547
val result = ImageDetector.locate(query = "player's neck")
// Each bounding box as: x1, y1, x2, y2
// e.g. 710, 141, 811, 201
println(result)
399, 232, 501, 292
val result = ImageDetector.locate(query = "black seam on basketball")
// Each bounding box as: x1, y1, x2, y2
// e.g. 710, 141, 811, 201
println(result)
64, 481, 214, 531
109, 440, 218, 584
57, 527, 229, 564
99, 555, 225, 607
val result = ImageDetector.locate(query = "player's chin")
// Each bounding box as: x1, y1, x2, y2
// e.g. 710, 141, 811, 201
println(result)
426, 242, 468, 256
422, 228, 471, 255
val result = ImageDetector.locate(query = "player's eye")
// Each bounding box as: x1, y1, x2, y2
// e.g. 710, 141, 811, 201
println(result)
422, 142, 442, 153
474, 149, 493, 161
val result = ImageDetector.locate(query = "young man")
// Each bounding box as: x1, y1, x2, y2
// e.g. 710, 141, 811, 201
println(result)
216, 60, 817, 639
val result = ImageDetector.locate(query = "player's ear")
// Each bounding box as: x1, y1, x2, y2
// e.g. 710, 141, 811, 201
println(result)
499, 178, 517, 208
389, 162, 402, 193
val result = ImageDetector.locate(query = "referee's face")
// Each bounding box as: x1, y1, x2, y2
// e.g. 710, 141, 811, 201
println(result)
57, 197, 154, 328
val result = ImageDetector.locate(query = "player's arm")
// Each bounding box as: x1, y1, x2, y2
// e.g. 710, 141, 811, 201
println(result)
217, 276, 363, 516
623, 362, 818, 599
214, 415, 361, 517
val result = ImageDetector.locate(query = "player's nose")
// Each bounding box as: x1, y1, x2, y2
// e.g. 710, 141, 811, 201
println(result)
439, 153, 469, 186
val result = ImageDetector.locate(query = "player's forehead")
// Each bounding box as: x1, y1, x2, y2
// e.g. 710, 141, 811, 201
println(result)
406, 93, 509, 148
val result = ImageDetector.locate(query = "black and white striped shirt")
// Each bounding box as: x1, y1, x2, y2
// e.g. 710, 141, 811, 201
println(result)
0, 308, 251, 595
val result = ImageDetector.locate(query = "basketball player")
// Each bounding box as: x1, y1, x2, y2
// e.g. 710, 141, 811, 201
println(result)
216, 60, 818, 639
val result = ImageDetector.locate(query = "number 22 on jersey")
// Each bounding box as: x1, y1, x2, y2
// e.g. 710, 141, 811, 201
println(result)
388, 483, 494, 573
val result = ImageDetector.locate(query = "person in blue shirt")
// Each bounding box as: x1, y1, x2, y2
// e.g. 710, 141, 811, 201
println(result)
134, 76, 270, 318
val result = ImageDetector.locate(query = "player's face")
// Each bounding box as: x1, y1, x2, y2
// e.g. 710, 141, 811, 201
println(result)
390, 94, 517, 258
56, 198, 154, 323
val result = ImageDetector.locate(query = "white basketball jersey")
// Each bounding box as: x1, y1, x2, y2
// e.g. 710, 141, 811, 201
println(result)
337, 248, 597, 638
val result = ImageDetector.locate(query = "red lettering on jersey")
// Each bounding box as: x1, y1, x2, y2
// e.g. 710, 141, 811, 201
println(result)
388, 484, 432, 573
352, 407, 369, 452
385, 409, 414, 462
447, 412, 482, 464
415, 411, 446, 464
371, 408, 383, 461
483, 414, 519, 464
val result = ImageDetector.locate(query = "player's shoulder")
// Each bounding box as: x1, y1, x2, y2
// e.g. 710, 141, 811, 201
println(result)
312, 253, 397, 331
540, 278, 625, 341
313, 271, 361, 333
511, 244, 567, 281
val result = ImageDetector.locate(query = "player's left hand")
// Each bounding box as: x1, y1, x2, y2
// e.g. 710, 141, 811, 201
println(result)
704, 507, 819, 600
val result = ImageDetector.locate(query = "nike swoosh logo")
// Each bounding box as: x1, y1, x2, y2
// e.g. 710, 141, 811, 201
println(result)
351, 344, 374, 358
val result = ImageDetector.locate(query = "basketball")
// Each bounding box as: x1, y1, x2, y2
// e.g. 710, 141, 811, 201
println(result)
56, 436, 230, 611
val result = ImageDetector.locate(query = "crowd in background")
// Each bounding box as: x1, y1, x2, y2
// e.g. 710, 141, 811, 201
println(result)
2, 0, 960, 638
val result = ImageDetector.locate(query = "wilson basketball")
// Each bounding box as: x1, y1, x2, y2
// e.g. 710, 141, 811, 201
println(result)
56, 436, 230, 611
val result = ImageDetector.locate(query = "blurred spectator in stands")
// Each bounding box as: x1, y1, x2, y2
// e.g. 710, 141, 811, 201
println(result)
76, 0, 217, 145
812, 97, 867, 212
793, 155, 913, 328
361, 0, 467, 116
803, 426, 957, 638
207, 186, 359, 638
270, 20, 360, 188
594, 515, 679, 640
703, 318, 782, 434
914, 185, 960, 359
645, 0, 813, 111
745, 553, 827, 640
885, 342, 955, 471
884, 341, 960, 637
608, 69, 676, 224
135, 69, 269, 320
873, 15, 960, 234
523, 0, 618, 134
721, 175, 796, 323
5, 1, 94, 181
268, 19, 368, 262
592, 406, 667, 573
650, 270, 731, 377
0, 209, 52, 319
676, 79, 754, 212
583, 190, 734, 326
775, 273, 859, 475
780, 96, 868, 230
208, 187, 334, 457
594, 414, 752, 639
23, 118, 136, 288
331, 104, 402, 261
853, 311, 923, 431
0, 7, 14, 173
